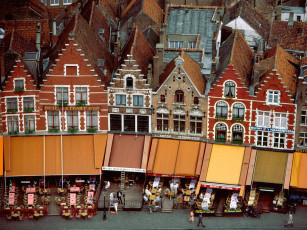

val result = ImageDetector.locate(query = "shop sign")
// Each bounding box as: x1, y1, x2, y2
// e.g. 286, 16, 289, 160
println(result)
102, 166, 146, 173
201, 182, 241, 191
147, 173, 197, 179
44, 106, 100, 111
152, 134, 202, 141
250, 126, 294, 134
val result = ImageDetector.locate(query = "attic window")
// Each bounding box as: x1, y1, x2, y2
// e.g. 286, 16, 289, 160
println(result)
98, 59, 104, 72
98, 29, 104, 41
24, 52, 38, 61
64, 64, 79, 76
0, 28, 5, 39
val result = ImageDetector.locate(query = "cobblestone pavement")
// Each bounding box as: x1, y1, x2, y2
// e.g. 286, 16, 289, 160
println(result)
1, 207, 307, 230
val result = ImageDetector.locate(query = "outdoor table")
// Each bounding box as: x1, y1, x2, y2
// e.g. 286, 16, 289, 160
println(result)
81, 212, 87, 217
70, 187, 80, 192
34, 213, 40, 217
9, 186, 16, 193
89, 184, 95, 191
70, 193, 76, 206
26, 188, 36, 193
186, 190, 191, 196
151, 188, 157, 194
9, 193, 15, 199
63, 212, 70, 217
184, 196, 190, 202
28, 194, 34, 206
149, 195, 155, 201
87, 191, 94, 205
12, 213, 19, 218
168, 192, 174, 200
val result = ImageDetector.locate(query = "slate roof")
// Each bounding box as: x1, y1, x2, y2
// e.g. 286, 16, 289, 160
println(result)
159, 51, 206, 94
223, 0, 270, 39
255, 46, 300, 97
120, 0, 163, 25
120, 26, 155, 75
268, 20, 307, 52
214, 30, 255, 87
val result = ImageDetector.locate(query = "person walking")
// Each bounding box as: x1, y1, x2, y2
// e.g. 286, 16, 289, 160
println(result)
285, 210, 294, 227
117, 190, 123, 204
197, 213, 205, 228
187, 209, 194, 223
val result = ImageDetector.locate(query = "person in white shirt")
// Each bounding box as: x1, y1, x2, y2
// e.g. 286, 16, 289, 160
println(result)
104, 181, 110, 191
145, 188, 152, 197
170, 182, 174, 192
199, 192, 204, 200
143, 195, 149, 202
174, 183, 179, 195
154, 195, 160, 204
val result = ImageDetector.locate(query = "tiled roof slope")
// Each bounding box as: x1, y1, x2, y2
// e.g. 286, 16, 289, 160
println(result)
98, 0, 119, 26
223, 0, 270, 39
268, 20, 307, 52
120, 0, 163, 25
215, 31, 255, 87
255, 46, 299, 97
159, 52, 206, 94
121, 26, 155, 75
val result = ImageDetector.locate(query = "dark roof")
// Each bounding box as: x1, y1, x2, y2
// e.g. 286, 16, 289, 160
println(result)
268, 20, 307, 52
142, 27, 159, 49
283, 0, 305, 7
159, 51, 206, 94
223, 0, 271, 39
255, 46, 299, 97
215, 30, 255, 87
120, 26, 155, 75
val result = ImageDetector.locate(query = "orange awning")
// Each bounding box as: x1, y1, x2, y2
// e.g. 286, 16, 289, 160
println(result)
94, 134, 107, 169
6, 136, 44, 176
0, 136, 3, 176
4, 136, 10, 171
45, 136, 61, 175
146, 139, 159, 173
174, 141, 200, 176
63, 135, 99, 175
152, 139, 179, 175
199, 143, 213, 181
298, 153, 307, 189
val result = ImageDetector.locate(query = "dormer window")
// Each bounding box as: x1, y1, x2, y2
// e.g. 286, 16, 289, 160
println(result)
224, 81, 235, 98
126, 77, 133, 88
64, 64, 79, 76
14, 79, 24, 92
98, 29, 104, 41
175, 90, 184, 103
266, 90, 280, 105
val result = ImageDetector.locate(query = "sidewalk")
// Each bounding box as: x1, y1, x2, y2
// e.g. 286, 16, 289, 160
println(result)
1, 207, 307, 230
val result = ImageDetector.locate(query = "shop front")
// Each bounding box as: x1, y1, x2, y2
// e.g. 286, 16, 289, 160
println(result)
246, 150, 292, 213
289, 152, 307, 207
101, 134, 151, 210
197, 144, 250, 216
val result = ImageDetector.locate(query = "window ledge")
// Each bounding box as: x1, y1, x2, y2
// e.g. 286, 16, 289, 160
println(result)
172, 102, 186, 106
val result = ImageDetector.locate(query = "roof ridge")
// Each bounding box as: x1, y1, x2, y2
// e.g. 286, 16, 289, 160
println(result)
9, 27, 15, 50
89, 0, 95, 27
131, 26, 139, 57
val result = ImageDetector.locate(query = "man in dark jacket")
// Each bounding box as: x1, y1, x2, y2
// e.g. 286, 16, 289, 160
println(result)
197, 213, 205, 227
117, 190, 123, 204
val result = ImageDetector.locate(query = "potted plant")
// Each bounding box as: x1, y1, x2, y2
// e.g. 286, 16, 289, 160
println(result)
57, 101, 68, 107
25, 130, 35, 134
48, 127, 59, 133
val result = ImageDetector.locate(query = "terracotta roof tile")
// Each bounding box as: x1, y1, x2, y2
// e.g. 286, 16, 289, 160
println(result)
223, 0, 270, 39
268, 20, 307, 52
215, 30, 255, 87
121, 26, 155, 75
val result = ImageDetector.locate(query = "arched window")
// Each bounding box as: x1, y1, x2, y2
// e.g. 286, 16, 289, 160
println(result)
215, 123, 227, 141
224, 81, 236, 98
175, 90, 184, 103
232, 124, 243, 143
216, 101, 228, 118
126, 77, 133, 88
232, 103, 245, 119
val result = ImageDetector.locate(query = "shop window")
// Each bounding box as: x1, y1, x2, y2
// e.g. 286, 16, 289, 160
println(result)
266, 90, 280, 105
173, 114, 185, 133
6, 98, 18, 112
301, 110, 307, 125
126, 77, 133, 88
76, 87, 87, 105
116, 95, 126, 106
56, 87, 69, 105
256, 131, 269, 147
216, 101, 228, 118
273, 133, 285, 148
48, 111, 59, 129
23, 97, 34, 112
137, 115, 149, 133
157, 113, 168, 131
175, 90, 184, 103
14, 79, 24, 92
256, 111, 270, 127
274, 113, 287, 129
190, 116, 202, 134
299, 132, 307, 146
232, 124, 243, 143
133, 95, 143, 106
67, 111, 78, 130
7, 116, 18, 133
215, 123, 227, 140
110, 114, 122, 131
224, 81, 235, 98
232, 103, 244, 119
193, 97, 199, 105
124, 115, 135, 132
86, 111, 98, 130
24, 115, 35, 132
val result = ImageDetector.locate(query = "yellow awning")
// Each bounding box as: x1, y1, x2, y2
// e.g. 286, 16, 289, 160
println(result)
298, 153, 307, 189
290, 152, 301, 187
253, 150, 287, 184
206, 144, 245, 185
0, 136, 3, 176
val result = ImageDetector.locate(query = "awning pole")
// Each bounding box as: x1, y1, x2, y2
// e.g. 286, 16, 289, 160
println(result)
251, 150, 258, 189
43, 135, 46, 190
61, 135, 63, 190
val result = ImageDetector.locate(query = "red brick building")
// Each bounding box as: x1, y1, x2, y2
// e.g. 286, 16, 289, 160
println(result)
207, 31, 255, 144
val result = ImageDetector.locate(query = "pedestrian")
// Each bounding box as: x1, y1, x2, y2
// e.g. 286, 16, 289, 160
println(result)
117, 190, 123, 204
285, 210, 294, 227
113, 198, 118, 214
197, 213, 205, 228
104, 181, 110, 191
187, 209, 194, 223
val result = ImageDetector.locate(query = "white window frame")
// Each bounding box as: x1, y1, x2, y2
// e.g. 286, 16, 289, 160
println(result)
133, 95, 144, 106
299, 132, 307, 147
14, 78, 25, 91
301, 110, 307, 126
169, 41, 183, 48
273, 112, 287, 129
24, 115, 36, 132
115, 94, 126, 106
7, 116, 19, 133
266, 90, 280, 105
64, 64, 79, 76
63, 0, 72, 5
256, 131, 269, 147
256, 111, 270, 127
50, 0, 59, 6
273, 132, 286, 149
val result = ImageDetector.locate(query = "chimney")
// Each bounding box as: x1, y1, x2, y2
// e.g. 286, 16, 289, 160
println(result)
0, 42, 5, 83
147, 63, 152, 85
288, 12, 294, 26
153, 43, 164, 90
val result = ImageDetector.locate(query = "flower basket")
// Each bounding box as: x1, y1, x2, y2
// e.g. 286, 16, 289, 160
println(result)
232, 117, 244, 121
232, 140, 243, 144
48, 128, 59, 133
57, 101, 68, 107
215, 139, 226, 143
76, 101, 86, 106
7, 109, 17, 113
215, 116, 227, 120
8, 131, 19, 135
25, 130, 35, 134
14, 88, 24, 92
68, 127, 78, 134
24, 108, 34, 113
87, 128, 97, 133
